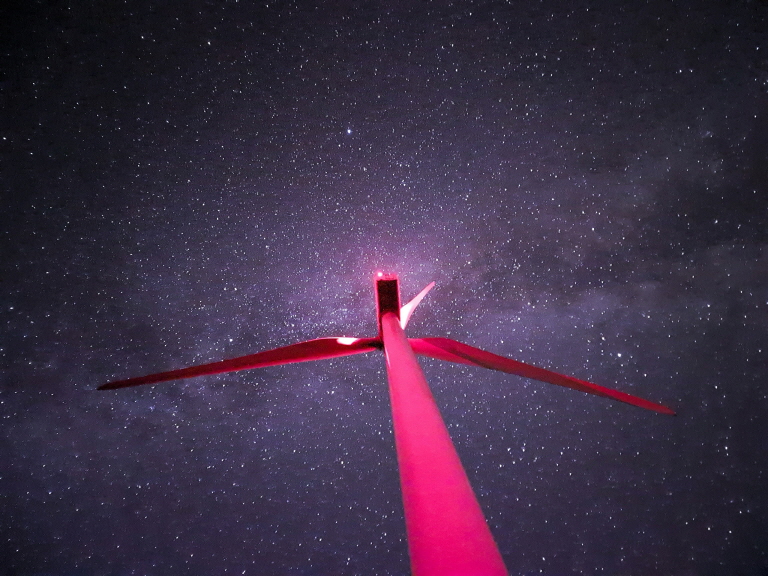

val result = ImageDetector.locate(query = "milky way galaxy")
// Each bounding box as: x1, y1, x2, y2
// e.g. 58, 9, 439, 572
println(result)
2, 1, 767, 574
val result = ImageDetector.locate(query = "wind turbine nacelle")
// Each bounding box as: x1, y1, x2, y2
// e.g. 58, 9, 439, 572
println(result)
375, 273, 400, 335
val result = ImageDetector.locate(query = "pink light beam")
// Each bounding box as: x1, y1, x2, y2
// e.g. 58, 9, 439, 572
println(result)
382, 311, 507, 575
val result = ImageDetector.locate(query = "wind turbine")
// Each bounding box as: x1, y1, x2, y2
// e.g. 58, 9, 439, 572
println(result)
100, 273, 675, 575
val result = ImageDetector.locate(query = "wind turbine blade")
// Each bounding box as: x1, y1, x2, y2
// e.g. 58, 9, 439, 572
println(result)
399, 281, 435, 329
99, 337, 381, 390
381, 314, 508, 575
409, 337, 675, 415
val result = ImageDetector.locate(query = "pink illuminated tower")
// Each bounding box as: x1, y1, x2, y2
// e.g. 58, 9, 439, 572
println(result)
101, 273, 674, 575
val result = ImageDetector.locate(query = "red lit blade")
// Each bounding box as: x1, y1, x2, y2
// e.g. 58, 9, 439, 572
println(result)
400, 281, 435, 329
99, 337, 381, 390
409, 337, 675, 415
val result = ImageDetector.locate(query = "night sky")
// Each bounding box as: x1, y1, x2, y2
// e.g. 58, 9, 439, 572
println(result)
2, 1, 767, 574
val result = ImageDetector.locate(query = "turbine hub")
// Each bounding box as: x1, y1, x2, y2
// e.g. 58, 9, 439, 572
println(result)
375, 273, 400, 336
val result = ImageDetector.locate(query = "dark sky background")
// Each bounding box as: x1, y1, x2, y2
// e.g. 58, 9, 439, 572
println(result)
2, 1, 767, 574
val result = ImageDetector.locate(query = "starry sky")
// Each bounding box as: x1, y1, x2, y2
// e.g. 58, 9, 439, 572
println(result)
2, 0, 767, 574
